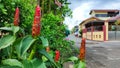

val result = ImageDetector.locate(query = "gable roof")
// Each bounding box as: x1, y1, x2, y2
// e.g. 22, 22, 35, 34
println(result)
79, 17, 102, 25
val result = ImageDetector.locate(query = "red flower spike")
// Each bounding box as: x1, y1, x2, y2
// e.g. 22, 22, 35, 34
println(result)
54, 50, 60, 62
13, 7, 19, 26
79, 38, 86, 61
32, 5, 41, 37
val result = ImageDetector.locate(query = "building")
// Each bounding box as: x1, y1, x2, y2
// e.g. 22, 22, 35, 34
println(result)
80, 9, 120, 41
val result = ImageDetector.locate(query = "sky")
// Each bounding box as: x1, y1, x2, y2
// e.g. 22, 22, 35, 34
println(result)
64, 0, 120, 30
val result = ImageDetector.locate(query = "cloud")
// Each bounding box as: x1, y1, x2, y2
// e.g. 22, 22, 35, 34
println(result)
64, 1, 95, 30
64, 0, 120, 30
72, 2, 94, 21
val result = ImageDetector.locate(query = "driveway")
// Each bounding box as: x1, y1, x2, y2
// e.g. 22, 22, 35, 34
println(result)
67, 34, 120, 68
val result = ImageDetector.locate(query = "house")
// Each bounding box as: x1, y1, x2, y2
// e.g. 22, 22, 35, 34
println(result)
80, 9, 120, 41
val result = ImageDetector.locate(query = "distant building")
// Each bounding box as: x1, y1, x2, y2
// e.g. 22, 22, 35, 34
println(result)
80, 9, 120, 41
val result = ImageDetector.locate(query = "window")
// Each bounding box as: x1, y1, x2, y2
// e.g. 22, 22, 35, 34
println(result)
94, 26, 103, 31
99, 35, 101, 38
95, 14, 108, 17
87, 27, 91, 32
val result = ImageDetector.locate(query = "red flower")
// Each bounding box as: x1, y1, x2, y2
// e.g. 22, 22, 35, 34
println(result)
32, 5, 41, 37
79, 38, 86, 60
13, 7, 19, 26
54, 50, 60, 62
46, 46, 50, 52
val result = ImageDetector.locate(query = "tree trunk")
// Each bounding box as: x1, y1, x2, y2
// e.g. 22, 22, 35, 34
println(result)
37, 0, 40, 5
48, 0, 51, 13
42, 0, 44, 16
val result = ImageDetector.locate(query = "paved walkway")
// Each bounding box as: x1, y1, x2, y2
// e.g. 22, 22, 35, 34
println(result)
65, 34, 120, 68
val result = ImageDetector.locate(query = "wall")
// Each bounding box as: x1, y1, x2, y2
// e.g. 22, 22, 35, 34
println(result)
108, 31, 120, 40
92, 31, 104, 41
83, 33, 86, 38
83, 31, 104, 41
86, 32, 91, 40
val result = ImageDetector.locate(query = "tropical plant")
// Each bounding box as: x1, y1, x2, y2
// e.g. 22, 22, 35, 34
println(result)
0, 4, 57, 67
0, 0, 78, 68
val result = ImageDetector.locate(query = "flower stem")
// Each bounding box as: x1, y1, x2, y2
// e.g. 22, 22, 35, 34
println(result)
28, 45, 36, 60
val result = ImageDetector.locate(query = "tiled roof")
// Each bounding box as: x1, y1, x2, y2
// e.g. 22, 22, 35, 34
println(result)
107, 15, 120, 21
90, 9, 119, 14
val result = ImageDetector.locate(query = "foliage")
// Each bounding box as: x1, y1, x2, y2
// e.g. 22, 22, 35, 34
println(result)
41, 13, 75, 63
79, 29, 82, 37
115, 19, 120, 25
0, 0, 36, 34
39, 0, 72, 18
0, 0, 80, 68
0, 0, 15, 27
0, 26, 57, 68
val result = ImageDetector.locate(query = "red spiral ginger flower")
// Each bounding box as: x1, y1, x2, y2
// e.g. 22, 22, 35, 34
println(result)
13, 7, 19, 26
54, 50, 60, 62
79, 38, 86, 61
32, 5, 41, 37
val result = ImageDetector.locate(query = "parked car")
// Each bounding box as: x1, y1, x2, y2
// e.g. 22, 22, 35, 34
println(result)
74, 31, 79, 37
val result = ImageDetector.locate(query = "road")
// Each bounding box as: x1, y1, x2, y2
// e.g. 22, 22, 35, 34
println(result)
67, 34, 120, 68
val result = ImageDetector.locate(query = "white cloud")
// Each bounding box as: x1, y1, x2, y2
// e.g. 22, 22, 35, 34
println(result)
103, 2, 120, 9
72, 2, 94, 21
64, 2, 94, 30
64, 0, 120, 30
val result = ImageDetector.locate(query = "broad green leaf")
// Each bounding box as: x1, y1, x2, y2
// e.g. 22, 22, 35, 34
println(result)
0, 27, 12, 31
42, 56, 48, 62
38, 50, 56, 66
2, 59, 23, 67
31, 58, 47, 68
0, 26, 20, 35
42, 51, 54, 62
68, 56, 78, 62
14, 38, 22, 57
0, 35, 16, 50
40, 36, 49, 47
12, 26, 20, 35
0, 4, 4, 9
22, 60, 33, 68
80, 61, 86, 68
74, 61, 86, 68
20, 35, 36, 56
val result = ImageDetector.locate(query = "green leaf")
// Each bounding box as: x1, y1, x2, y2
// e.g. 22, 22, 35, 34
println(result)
22, 59, 47, 68
68, 56, 78, 62
0, 66, 21, 68
22, 60, 33, 68
38, 50, 56, 66
2, 59, 23, 67
74, 61, 86, 68
20, 35, 36, 57
42, 56, 48, 62
12, 26, 20, 35
0, 4, 4, 9
31, 58, 47, 68
14, 38, 22, 57
0, 26, 20, 35
0, 27, 12, 31
0, 35, 16, 50
2, 9, 7, 15
39, 36, 49, 47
